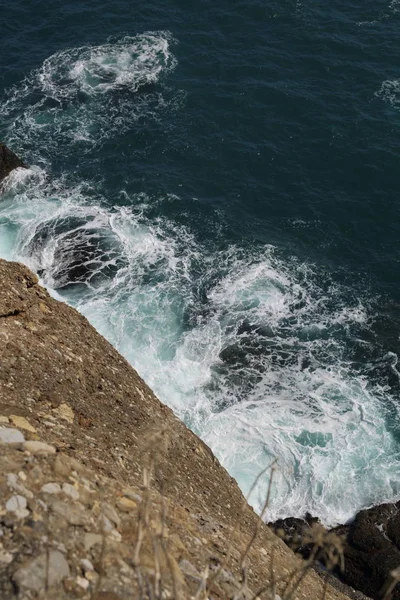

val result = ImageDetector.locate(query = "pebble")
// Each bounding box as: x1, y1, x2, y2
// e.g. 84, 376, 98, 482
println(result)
41, 482, 61, 495
81, 558, 94, 572
62, 482, 80, 500
84, 533, 103, 551
117, 496, 137, 512
179, 559, 201, 581
10, 415, 36, 433
101, 515, 114, 532
110, 529, 122, 542
123, 490, 142, 503
53, 403, 74, 424
51, 500, 87, 526
13, 550, 70, 592
0, 551, 13, 564
0, 416, 9, 424
76, 576, 89, 590
85, 570, 98, 582
54, 453, 84, 477
7, 473, 34, 499
102, 503, 120, 528
0, 427, 25, 444
5, 494, 30, 520
6, 494, 27, 513
25, 440, 56, 455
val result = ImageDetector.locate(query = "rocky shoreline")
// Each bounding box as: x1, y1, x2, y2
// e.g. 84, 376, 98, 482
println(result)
270, 501, 400, 600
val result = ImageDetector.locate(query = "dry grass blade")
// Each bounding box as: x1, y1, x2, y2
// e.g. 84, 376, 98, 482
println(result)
381, 565, 400, 600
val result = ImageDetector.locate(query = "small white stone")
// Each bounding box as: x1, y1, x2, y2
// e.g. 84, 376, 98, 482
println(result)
18, 471, 27, 482
24, 441, 56, 455
0, 551, 13, 564
62, 483, 79, 500
7, 474, 18, 487
41, 483, 61, 495
7, 473, 33, 499
6, 495, 27, 513
15, 508, 30, 520
84, 533, 102, 551
76, 576, 89, 590
0, 428, 25, 444
101, 515, 114, 532
110, 529, 122, 542
102, 504, 120, 527
80, 558, 94, 572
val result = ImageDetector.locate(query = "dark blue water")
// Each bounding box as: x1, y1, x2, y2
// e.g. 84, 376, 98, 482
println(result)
1, 0, 400, 524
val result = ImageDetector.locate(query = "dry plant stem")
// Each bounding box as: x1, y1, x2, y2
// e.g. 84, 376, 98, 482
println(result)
232, 467, 276, 600
91, 529, 107, 599
246, 459, 278, 504
382, 566, 400, 600
321, 577, 329, 600
133, 466, 152, 598
151, 534, 161, 599
194, 565, 209, 600
280, 537, 324, 600
269, 543, 277, 600
162, 543, 179, 600
45, 509, 50, 592
284, 562, 314, 600
159, 506, 180, 600
205, 458, 278, 595
152, 496, 168, 599
240, 466, 276, 571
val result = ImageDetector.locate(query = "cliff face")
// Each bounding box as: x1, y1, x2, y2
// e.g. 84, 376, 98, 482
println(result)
0, 258, 349, 599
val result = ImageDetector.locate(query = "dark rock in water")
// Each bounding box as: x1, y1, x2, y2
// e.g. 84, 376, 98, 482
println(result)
270, 502, 400, 600
0, 143, 27, 182
269, 514, 322, 559
27, 215, 126, 290
332, 501, 400, 600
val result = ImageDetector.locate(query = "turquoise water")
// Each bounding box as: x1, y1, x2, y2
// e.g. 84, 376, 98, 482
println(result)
1, 0, 400, 525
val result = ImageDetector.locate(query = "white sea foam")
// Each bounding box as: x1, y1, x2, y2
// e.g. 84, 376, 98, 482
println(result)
0, 32, 182, 154
376, 79, 400, 110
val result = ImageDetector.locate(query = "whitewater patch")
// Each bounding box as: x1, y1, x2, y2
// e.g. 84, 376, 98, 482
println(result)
1, 169, 400, 526
0, 32, 182, 159
376, 79, 400, 111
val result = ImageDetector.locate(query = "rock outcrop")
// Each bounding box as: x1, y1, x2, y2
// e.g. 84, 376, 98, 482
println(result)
271, 503, 400, 600
333, 502, 400, 600
0, 144, 27, 182
0, 259, 349, 600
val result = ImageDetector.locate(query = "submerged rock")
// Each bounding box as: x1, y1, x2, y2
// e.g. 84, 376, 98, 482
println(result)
0, 143, 27, 182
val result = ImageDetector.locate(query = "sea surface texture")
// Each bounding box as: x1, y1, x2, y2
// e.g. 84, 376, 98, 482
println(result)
1, 0, 400, 526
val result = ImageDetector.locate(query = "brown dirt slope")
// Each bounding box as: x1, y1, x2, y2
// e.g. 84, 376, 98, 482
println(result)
0, 258, 350, 600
